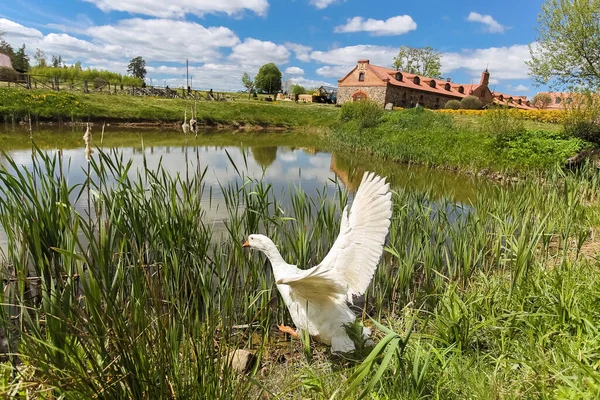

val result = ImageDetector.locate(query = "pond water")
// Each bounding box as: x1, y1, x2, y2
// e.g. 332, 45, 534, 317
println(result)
0, 125, 499, 239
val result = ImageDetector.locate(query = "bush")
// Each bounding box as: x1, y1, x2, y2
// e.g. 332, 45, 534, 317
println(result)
563, 92, 600, 145
532, 93, 552, 109
340, 100, 383, 128
93, 77, 109, 89
480, 107, 526, 148
460, 96, 484, 110
444, 100, 461, 110
0, 67, 18, 82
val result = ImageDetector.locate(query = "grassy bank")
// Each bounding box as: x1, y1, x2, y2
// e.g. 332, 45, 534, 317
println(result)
0, 87, 339, 130
332, 106, 588, 174
1, 147, 599, 398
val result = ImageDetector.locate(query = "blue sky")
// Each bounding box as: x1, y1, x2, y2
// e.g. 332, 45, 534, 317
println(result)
0, 0, 547, 97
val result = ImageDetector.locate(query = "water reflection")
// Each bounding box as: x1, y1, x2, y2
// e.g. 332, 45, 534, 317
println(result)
0, 126, 498, 220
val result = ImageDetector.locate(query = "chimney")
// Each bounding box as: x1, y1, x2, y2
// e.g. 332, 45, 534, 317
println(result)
480, 69, 490, 86
357, 59, 370, 65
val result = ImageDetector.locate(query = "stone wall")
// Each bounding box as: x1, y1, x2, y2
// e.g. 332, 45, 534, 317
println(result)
337, 86, 388, 106
385, 86, 460, 109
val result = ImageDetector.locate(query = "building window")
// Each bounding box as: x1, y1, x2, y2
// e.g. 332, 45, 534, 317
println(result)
518, 99, 522, 105
413, 76, 420, 85
566, 97, 572, 104
429, 80, 436, 88
358, 72, 365, 81
458, 86, 464, 94
499, 95, 504, 101
445, 83, 451, 91
508, 97, 513, 103
395, 72, 403, 81
556, 97, 562, 104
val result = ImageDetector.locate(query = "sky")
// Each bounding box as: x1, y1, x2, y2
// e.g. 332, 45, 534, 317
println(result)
0, 0, 549, 98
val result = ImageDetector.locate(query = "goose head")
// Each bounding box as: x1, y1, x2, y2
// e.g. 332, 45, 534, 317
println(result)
242, 234, 276, 253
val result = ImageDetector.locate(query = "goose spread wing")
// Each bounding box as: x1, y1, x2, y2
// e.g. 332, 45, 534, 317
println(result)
318, 172, 392, 300
277, 265, 346, 303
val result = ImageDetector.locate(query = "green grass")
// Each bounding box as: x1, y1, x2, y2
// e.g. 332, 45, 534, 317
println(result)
332, 106, 587, 174
0, 145, 599, 398
0, 87, 339, 130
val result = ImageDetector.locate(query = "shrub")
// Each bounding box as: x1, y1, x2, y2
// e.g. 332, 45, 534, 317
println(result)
444, 100, 461, 110
93, 77, 109, 89
340, 100, 383, 128
532, 93, 552, 109
480, 107, 526, 148
563, 92, 600, 145
460, 96, 484, 110
0, 67, 18, 82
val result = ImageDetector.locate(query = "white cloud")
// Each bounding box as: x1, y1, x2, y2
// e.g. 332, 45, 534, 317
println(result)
82, 0, 269, 18
334, 15, 417, 36
285, 66, 304, 75
310, 0, 345, 9
86, 19, 240, 62
442, 44, 531, 80
0, 18, 43, 39
311, 44, 397, 68
229, 38, 290, 66
315, 65, 353, 78
508, 84, 529, 92
285, 42, 312, 62
288, 76, 334, 88
467, 12, 506, 34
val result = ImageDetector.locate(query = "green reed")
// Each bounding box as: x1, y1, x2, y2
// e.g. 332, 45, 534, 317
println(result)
0, 146, 599, 398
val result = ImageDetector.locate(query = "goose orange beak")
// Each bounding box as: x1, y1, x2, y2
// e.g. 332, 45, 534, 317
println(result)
242, 241, 250, 248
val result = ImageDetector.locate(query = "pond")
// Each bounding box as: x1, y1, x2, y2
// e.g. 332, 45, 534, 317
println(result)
0, 125, 499, 240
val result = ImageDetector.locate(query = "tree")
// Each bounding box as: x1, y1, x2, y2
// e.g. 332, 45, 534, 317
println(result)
254, 63, 282, 94
51, 55, 64, 68
532, 93, 553, 109
392, 46, 442, 78
527, 0, 600, 90
13, 44, 30, 72
0, 36, 15, 62
34, 48, 47, 67
290, 84, 306, 96
460, 95, 484, 110
128, 56, 147, 80
241, 72, 255, 98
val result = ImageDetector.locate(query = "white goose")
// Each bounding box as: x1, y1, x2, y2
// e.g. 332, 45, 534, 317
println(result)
243, 172, 392, 353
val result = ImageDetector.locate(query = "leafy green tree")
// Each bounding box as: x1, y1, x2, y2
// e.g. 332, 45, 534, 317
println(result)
527, 0, 600, 90
13, 44, 30, 72
290, 84, 306, 95
532, 93, 552, 109
460, 95, 484, 110
128, 56, 147, 80
251, 147, 278, 168
241, 72, 254, 98
254, 63, 282, 94
392, 46, 442, 78
444, 100, 461, 110
0, 36, 15, 63
34, 48, 47, 67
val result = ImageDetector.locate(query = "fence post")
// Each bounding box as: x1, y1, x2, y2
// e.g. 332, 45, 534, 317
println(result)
54, 76, 60, 91
84, 80, 89, 93
26, 74, 31, 89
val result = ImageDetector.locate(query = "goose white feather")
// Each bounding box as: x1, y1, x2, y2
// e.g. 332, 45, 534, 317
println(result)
244, 172, 392, 353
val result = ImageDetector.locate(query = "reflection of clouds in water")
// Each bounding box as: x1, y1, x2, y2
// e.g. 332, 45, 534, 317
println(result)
2, 145, 341, 238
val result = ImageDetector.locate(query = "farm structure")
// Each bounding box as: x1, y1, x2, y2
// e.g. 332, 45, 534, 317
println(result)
337, 59, 533, 110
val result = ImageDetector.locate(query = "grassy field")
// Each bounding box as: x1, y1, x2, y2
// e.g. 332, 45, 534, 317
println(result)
332, 105, 588, 174
0, 87, 339, 130
0, 148, 599, 398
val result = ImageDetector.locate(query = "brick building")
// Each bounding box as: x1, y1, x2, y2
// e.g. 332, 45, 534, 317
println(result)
337, 59, 533, 109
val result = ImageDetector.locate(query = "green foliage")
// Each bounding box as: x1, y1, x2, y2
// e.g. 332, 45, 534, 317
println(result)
127, 56, 147, 80
333, 107, 585, 172
290, 84, 306, 96
339, 100, 383, 128
392, 46, 442, 78
12, 44, 29, 72
563, 92, 600, 144
444, 99, 461, 110
255, 63, 282, 94
481, 107, 526, 146
28, 65, 144, 87
241, 72, 254, 97
528, 0, 600, 90
460, 95, 483, 110
532, 92, 552, 109
0, 67, 18, 82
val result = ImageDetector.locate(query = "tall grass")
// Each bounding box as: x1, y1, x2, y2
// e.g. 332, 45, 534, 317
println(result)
0, 145, 599, 398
